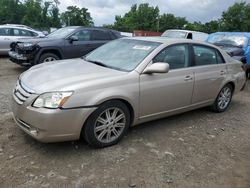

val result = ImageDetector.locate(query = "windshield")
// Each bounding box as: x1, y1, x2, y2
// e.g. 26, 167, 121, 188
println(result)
85, 39, 160, 71
161, 31, 187, 38
208, 34, 248, 47
47, 27, 75, 38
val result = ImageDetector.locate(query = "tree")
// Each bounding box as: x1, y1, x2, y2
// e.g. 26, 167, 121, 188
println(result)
0, 0, 25, 24
221, 2, 250, 31
112, 4, 160, 32
159, 13, 188, 32
61, 6, 93, 26
21, 0, 43, 28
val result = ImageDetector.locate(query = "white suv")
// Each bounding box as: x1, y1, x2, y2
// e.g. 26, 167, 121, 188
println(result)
0, 25, 45, 55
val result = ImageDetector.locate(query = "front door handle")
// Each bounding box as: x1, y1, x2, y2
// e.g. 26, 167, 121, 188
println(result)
4, 38, 10, 40
184, 75, 193, 81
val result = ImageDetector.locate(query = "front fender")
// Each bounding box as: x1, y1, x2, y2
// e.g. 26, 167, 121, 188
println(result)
34, 47, 64, 63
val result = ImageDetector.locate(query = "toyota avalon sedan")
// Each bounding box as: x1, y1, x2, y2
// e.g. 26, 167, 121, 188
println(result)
12, 37, 246, 148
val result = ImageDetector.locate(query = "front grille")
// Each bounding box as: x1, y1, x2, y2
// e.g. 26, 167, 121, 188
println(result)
13, 80, 34, 105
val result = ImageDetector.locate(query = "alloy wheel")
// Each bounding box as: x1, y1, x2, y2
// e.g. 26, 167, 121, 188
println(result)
43, 57, 56, 62
217, 86, 232, 110
94, 107, 126, 143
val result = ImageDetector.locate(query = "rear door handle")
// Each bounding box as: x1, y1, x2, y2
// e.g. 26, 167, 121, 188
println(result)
220, 70, 226, 75
4, 38, 10, 40
184, 75, 193, 81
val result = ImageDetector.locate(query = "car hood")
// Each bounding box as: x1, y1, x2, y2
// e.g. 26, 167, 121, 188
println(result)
20, 58, 127, 93
16, 37, 60, 44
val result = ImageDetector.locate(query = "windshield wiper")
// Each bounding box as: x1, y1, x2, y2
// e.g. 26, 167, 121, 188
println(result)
85, 59, 108, 68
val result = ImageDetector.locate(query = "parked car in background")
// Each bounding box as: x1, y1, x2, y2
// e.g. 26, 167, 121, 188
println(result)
0, 24, 45, 55
9, 26, 122, 66
161, 29, 208, 41
207, 32, 250, 78
12, 37, 246, 147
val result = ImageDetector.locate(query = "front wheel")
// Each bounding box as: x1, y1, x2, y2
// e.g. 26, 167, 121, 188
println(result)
38, 53, 59, 64
210, 84, 233, 113
83, 100, 130, 148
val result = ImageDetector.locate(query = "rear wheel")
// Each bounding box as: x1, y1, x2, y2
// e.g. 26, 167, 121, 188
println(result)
38, 53, 59, 64
83, 100, 130, 148
210, 84, 233, 112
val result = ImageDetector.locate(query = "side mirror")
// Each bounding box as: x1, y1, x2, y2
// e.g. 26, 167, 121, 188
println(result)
143, 62, 169, 74
68, 36, 78, 43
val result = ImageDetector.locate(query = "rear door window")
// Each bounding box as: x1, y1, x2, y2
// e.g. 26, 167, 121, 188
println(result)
193, 45, 223, 66
92, 30, 111, 40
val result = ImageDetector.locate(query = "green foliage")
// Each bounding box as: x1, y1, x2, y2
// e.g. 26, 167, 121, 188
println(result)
0, 0, 92, 29
0, 0, 25, 24
61, 6, 93, 26
108, 1, 250, 33
1, 1, 250, 33
159, 14, 188, 32
112, 4, 160, 32
220, 2, 250, 31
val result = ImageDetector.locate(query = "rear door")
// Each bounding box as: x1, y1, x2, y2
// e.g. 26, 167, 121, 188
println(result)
90, 29, 112, 49
191, 44, 227, 104
0, 27, 12, 54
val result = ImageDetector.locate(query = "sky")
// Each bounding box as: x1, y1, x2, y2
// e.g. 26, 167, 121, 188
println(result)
58, 0, 250, 26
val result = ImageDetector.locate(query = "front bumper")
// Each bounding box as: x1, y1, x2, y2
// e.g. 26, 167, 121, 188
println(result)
9, 51, 34, 66
12, 97, 96, 143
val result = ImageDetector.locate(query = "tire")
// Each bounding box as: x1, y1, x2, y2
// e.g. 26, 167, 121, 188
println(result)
210, 84, 233, 113
38, 53, 59, 64
83, 100, 130, 148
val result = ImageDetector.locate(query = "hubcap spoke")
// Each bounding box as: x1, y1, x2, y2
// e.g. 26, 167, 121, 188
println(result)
105, 110, 111, 120
106, 131, 111, 142
95, 125, 107, 132
97, 117, 106, 125
98, 129, 108, 140
114, 123, 125, 128
115, 114, 125, 123
112, 129, 119, 137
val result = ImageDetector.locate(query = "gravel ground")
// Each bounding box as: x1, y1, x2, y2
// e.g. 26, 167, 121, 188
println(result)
0, 57, 250, 188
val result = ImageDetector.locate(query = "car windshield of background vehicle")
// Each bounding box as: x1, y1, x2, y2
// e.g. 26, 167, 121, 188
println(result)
47, 27, 75, 38
161, 31, 187, 38
85, 39, 160, 71
208, 34, 248, 47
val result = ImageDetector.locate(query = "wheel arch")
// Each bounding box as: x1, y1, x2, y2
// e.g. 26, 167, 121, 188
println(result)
34, 47, 63, 64
80, 98, 135, 141
226, 81, 235, 93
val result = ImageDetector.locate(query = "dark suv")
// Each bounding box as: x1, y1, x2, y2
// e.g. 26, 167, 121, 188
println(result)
9, 26, 122, 66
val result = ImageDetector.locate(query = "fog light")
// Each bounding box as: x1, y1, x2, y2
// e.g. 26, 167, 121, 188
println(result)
30, 129, 38, 136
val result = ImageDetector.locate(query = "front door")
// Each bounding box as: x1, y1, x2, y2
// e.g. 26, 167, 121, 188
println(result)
139, 44, 194, 118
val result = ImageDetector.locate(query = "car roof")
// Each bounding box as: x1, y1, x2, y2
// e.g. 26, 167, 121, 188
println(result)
64, 26, 118, 32
0, 25, 39, 32
164, 29, 208, 35
125, 36, 213, 46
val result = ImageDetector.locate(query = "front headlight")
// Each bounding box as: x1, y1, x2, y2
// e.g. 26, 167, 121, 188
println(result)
32, 92, 73, 109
